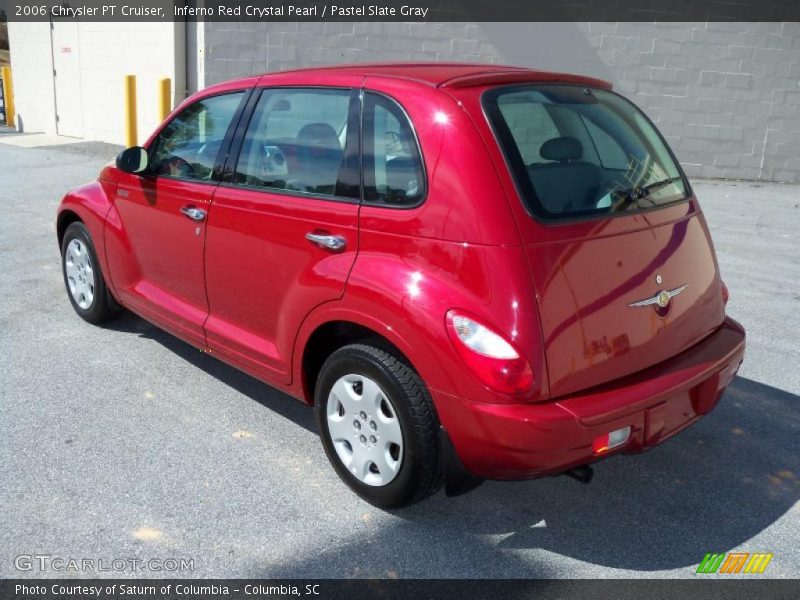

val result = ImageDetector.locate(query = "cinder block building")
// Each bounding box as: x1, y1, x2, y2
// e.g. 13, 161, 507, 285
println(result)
7, 21, 800, 182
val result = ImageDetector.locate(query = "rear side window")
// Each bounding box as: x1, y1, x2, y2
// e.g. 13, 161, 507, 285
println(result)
484, 85, 688, 220
362, 93, 425, 207
149, 92, 245, 181
233, 88, 356, 198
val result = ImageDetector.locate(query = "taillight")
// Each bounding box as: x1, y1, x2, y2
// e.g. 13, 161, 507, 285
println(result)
445, 310, 534, 395
720, 280, 730, 306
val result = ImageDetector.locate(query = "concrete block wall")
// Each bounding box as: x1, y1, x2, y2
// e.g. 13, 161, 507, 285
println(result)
202, 21, 800, 183
607, 22, 800, 183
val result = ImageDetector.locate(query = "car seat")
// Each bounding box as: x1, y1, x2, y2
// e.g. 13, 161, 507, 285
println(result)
293, 123, 344, 195
527, 137, 603, 214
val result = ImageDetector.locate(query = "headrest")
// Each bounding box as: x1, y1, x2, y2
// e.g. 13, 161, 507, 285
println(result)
540, 137, 583, 162
297, 122, 341, 150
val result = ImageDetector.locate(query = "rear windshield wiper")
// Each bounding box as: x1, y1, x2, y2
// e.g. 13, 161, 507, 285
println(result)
610, 176, 684, 212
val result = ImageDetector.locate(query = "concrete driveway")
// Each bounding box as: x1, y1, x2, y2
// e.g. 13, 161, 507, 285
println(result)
1, 137, 798, 578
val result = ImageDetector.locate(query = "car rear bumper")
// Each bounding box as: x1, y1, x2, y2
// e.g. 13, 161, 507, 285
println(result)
433, 316, 746, 480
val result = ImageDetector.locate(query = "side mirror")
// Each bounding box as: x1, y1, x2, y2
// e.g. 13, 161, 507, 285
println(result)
116, 146, 149, 174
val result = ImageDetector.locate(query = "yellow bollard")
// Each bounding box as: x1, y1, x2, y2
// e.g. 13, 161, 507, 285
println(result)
158, 78, 172, 122
124, 74, 138, 147
1, 66, 15, 129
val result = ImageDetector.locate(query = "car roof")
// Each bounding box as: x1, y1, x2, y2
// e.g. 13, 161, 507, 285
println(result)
254, 62, 613, 90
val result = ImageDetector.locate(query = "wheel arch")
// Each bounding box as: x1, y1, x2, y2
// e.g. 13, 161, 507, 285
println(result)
56, 180, 118, 299
303, 314, 482, 501
298, 316, 420, 406
56, 209, 84, 249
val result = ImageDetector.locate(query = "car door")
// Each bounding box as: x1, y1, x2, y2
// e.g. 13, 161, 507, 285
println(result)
107, 91, 248, 347
204, 84, 361, 383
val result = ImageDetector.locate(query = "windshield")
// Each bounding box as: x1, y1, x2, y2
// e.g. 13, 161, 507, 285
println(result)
483, 85, 688, 220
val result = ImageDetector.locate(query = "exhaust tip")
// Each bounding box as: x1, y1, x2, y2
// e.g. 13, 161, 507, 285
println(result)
564, 464, 594, 484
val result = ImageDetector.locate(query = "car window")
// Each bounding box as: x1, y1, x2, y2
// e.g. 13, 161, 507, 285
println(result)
484, 85, 687, 220
498, 95, 560, 165
582, 116, 629, 170
362, 93, 425, 207
233, 88, 354, 198
149, 92, 245, 181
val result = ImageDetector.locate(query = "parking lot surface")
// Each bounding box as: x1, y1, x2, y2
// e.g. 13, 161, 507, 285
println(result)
1, 136, 798, 578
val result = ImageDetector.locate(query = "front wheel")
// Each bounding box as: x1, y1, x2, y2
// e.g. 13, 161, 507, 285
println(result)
61, 222, 121, 324
315, 344, 442, 508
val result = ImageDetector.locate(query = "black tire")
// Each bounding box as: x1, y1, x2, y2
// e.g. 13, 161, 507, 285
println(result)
60, 221, 121, 324
315, 344, 443, 508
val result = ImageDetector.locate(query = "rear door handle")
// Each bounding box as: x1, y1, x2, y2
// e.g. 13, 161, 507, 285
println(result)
305, 232, 346, 252
180, 206, 206, 222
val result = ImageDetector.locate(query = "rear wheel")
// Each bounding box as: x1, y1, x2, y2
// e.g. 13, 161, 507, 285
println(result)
61, 222, 121, 324
315, 344, 442, 508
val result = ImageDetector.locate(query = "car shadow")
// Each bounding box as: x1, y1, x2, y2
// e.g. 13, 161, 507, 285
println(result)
446, 375, 800, 572
105, 311, 316, 433
106, 312, 799, 575
263, 376, 798, 577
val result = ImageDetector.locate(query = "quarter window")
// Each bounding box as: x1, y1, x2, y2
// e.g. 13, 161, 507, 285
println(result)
149, 92, 245, 181
233, 88, 355, 198
362, 93, 425, 207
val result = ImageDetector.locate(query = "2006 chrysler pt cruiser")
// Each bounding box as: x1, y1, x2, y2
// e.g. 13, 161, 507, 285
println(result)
57, 63, 745, 507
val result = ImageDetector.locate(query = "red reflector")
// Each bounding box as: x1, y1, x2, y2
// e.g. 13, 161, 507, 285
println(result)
592, 434, 610, 455
592, 426, 631, 455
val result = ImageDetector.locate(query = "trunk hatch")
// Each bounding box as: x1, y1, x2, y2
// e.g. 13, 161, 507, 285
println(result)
528, 212, 725, 398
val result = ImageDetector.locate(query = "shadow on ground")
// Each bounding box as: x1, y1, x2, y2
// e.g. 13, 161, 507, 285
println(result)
110, 312, 799, 576
107, 311, 315, 432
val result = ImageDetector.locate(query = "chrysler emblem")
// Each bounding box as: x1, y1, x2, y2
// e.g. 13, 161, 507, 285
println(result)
628, 285, 687, 308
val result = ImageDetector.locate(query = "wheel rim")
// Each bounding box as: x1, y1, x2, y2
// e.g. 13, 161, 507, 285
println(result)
326, 374, 404, 487
64, 239, 95, 310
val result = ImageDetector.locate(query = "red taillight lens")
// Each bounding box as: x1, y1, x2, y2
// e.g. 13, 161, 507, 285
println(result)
592, 434, 610, 455
721, 280, 730, 306
445, 310, 534, 395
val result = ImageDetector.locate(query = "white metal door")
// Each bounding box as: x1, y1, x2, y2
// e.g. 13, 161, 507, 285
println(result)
51, 22, 84, 138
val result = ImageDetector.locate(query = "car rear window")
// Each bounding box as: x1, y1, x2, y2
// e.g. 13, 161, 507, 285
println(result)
483, 85, 689, 221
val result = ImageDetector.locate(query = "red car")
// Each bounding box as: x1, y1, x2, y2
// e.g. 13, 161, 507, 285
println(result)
57, 63, 745, 507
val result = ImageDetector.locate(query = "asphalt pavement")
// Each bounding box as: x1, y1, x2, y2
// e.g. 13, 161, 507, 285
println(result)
1, 134, 798, 579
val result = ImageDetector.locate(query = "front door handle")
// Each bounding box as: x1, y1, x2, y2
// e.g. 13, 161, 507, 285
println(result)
305, 232, 346, 252
180, 206, 206, 222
